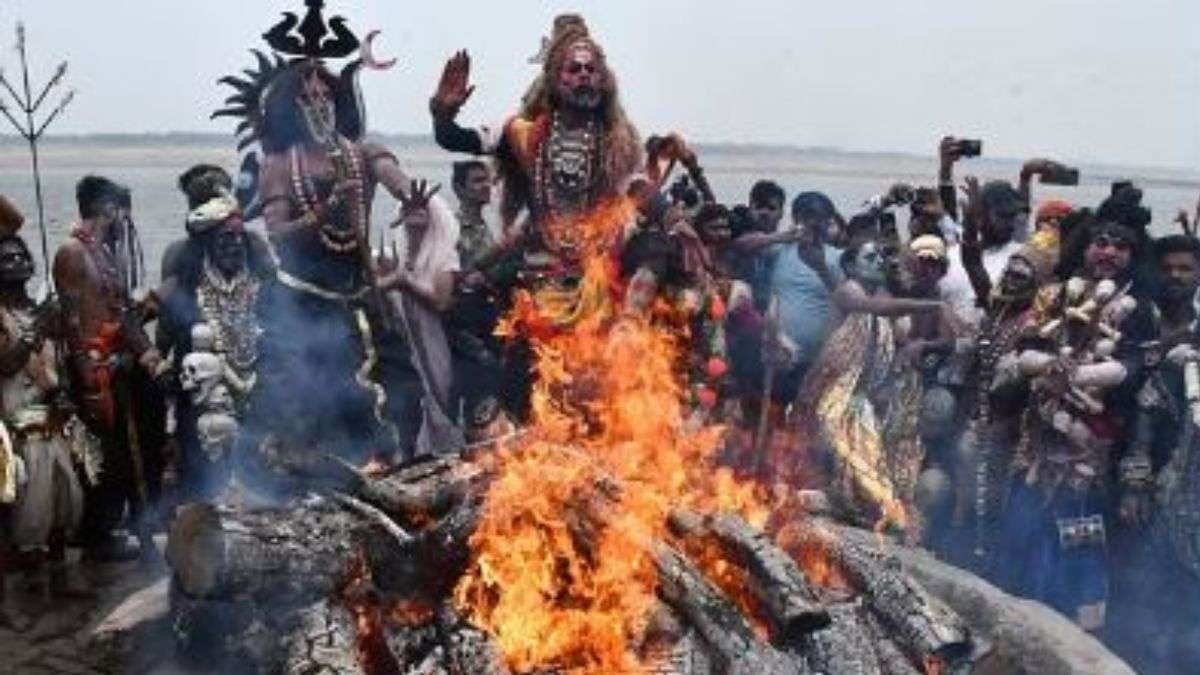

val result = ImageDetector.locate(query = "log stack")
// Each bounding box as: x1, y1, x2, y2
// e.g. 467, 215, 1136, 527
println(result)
166, 456, 985, 674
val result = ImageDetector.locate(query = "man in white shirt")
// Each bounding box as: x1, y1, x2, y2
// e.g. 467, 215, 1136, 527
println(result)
939, 181, 1029, 326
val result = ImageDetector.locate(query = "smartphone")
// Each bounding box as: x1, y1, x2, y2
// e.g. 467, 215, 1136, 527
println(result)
1042, 165, 1080, 186
958, 139, 983, 158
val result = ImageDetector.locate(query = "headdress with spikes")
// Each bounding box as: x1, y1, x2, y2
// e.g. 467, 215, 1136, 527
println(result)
211, 1, 396, 211
262, 0, 360, 59
212, 49, 288, 152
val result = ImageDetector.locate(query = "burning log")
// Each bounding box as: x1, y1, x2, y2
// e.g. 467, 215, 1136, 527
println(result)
668, 509, 831, 642
784, 521, 971, 670
327, 454, 489, 525
652, 543, 808, 675
431, 605, 512, 675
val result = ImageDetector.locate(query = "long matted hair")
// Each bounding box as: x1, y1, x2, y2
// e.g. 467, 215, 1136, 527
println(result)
498, 16, 642, 227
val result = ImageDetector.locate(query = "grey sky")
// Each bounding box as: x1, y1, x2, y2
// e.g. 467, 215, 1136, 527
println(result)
2, 0, 1196, 169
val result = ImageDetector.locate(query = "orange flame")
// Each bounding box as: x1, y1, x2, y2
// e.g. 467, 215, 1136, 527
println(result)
453, 198, 769, 672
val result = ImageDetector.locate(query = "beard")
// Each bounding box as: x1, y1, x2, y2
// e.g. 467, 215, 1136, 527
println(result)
560, 84, 603, 111
1164, 282, 1197, 304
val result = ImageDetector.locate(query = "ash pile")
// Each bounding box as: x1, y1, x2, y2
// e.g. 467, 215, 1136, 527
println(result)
164, 455, 989, 675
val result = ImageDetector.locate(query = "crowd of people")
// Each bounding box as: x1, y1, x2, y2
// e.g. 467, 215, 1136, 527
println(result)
0, 6, 1193, 673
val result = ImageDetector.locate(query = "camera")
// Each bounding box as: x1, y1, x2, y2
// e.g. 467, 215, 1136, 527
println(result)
1041, 163, 1080, 186
957, 139, 983, 158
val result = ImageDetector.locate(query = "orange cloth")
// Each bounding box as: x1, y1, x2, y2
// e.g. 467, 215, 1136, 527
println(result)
1036, 199, 1073, 223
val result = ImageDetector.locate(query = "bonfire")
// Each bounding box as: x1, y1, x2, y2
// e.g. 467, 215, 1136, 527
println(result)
164, 199, 978, 675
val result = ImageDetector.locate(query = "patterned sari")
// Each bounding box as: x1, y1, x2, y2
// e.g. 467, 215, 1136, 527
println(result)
799, 310, 925, 526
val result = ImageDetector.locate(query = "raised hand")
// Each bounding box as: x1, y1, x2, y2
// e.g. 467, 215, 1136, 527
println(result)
938, 136, 961, 168
959, 176, 983, 245
399, 179, 441, 215
1176, 209, 1193, 236
431, 50, 475, 117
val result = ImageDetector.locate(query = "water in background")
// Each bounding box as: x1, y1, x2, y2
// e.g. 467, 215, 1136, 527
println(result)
0, 134, 1196, 288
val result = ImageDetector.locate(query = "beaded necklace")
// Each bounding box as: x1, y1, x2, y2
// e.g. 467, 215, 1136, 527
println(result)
533, 112, 598, 255
70, 226, 124, 309
197, 259, 261, 375
289, 137, 366, 254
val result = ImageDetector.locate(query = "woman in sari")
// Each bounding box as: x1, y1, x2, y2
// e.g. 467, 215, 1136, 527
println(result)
799, 238, 947, 534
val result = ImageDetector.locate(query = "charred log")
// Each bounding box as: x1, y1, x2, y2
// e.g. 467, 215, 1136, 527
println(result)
668, 510, 830, 641
863, 612, 923, 675
337, 455, 490, 527
166, 497, 427, 603
653, 543, 807, 675
166, 500, 362, 603
805, 601, 883, 675
283, 600, 372, 675
787, 521, 972, 669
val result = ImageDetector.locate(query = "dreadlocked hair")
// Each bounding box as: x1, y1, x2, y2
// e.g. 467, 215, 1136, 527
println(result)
114, 188, 146, 294
499, 17, 641, 227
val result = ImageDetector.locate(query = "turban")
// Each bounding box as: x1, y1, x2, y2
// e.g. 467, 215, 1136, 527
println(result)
186, 195, 242, 236
909, 234, 948, 261
1036, 199, 1073, 223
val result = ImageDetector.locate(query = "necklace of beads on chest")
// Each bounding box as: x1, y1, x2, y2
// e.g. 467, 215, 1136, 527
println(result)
290, 139, 365, 254
72, 229, 125, 301
534, 112, 599, 243
197, 263, 261, 373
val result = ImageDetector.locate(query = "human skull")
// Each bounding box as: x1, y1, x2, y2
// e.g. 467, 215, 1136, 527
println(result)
191, 323, 217, 352
197, 412, 238, 461
181, 351, 222, 399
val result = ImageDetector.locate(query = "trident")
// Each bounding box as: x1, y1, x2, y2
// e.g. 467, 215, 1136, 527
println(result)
0, 22, 75, 287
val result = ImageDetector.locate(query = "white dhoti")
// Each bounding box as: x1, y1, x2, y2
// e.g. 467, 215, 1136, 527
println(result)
9, 409, 84, 550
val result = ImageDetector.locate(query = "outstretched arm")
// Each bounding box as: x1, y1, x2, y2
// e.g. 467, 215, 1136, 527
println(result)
362, 141, 413, 202
730, 229, 803, 255
834, 279, 943, 317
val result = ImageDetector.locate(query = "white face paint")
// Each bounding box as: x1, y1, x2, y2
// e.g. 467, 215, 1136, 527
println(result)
854, 242, 885, 284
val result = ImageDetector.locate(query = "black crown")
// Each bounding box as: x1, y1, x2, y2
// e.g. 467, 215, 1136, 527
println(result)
263, 0, 360, 59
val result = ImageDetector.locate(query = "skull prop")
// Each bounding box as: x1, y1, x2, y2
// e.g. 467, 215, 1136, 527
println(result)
197, 412, 239, 462
181, 352, 223, 402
